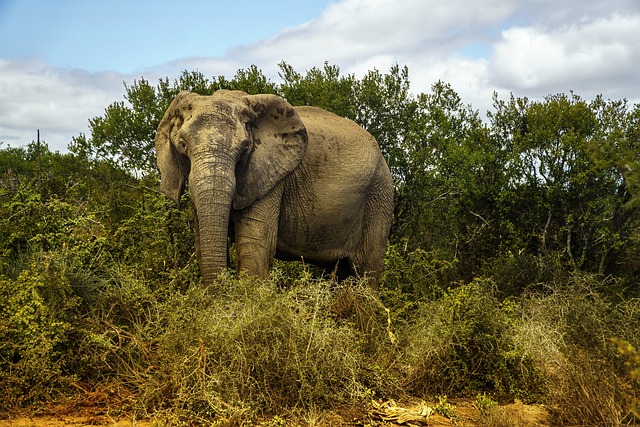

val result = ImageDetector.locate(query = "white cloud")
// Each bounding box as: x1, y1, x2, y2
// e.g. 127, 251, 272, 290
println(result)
0, 59, 125, 152
489, 14, 640, 98
237, 0, 513, 70
215, 0, 640, 116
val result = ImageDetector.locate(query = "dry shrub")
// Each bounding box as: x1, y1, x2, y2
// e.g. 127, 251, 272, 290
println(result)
329, 280, 396, 341
514, 274, 640, 426
615, 339, 640, 419
550, 350, 632, 426
399, 278, 545, 400
132, 274, 396, 423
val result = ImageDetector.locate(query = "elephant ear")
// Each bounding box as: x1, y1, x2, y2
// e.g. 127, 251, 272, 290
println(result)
233, 94, 308, 210
155, 91, 195, 204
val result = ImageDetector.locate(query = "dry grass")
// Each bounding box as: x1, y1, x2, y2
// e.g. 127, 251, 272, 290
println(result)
124, 274, 398, 423
397, 279, 546, 399
549, 351, 634, 426
512, 275, 640, 426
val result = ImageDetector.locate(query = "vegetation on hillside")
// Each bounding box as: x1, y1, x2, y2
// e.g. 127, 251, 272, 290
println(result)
1, 62, 639, 425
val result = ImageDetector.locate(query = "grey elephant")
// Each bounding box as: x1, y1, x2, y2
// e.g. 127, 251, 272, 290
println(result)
155, 90, 394, 287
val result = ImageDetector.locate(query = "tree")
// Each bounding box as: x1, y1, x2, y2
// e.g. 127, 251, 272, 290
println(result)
279, 61, 357, 119
353, 64, 416, 183
68, 61, 640, 283
489, 92, 640, 275
217, 64, 279, 95
389, 82, 500, 268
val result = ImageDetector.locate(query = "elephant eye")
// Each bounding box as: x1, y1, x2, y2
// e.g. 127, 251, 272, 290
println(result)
238, 140, 251, 161
178, 140, 188, 154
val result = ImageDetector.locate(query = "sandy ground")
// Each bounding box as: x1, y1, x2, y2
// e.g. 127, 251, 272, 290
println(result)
0, 416, 151, 427
0, 399, 550, 426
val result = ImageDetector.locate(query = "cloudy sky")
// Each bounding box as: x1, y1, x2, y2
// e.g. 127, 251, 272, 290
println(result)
1, 0, 639, 152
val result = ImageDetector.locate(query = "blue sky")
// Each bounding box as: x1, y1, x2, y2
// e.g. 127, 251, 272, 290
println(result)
0, 0, 328, 72
1, 0, 640, 152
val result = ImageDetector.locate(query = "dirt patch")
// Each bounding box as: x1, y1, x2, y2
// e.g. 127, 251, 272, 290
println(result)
0, 384, 152, 427
0, 413, 151, 427
0, 399, 550, 426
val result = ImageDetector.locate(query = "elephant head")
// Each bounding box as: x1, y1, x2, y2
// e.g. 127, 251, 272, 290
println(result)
155, 90, 308, 283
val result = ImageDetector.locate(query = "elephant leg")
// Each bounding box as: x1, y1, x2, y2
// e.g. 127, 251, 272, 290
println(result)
233, 182, 284, 278
353, 185, 394, 288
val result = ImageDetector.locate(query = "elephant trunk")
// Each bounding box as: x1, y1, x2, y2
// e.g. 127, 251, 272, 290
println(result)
189, 151, 236, 285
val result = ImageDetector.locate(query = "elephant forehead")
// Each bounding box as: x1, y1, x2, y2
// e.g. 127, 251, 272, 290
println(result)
181, 114, 249, 151
188, 97, 237, 116
188, 112, 236, 131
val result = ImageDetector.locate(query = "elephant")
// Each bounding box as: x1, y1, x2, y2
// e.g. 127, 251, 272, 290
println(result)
155, 90, 394, 287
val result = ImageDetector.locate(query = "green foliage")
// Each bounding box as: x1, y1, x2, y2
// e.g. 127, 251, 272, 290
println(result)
353, 64, 415, 179
218, 64, 279, 95
0, 254, 82, 407
279, 61, 357, 119
474, 393, 498, 414
388, 81, 507, 278
0, 191, 73, 265
380, 244, 455, 313
66, 62, 640, 284
72, 67, 277, 172
434, 395, 457, 420
0, 191, 109, 279
489, 92, 640, 277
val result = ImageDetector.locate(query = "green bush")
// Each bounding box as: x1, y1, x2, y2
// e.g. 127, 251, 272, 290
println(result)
2, 74, 640, 427
382, 245, 456, 300
481, 252, 569, 297
108, 192, 196, 285
0, 255, 83, 408
380, 245, 456, 323
399, 278, 546, 401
